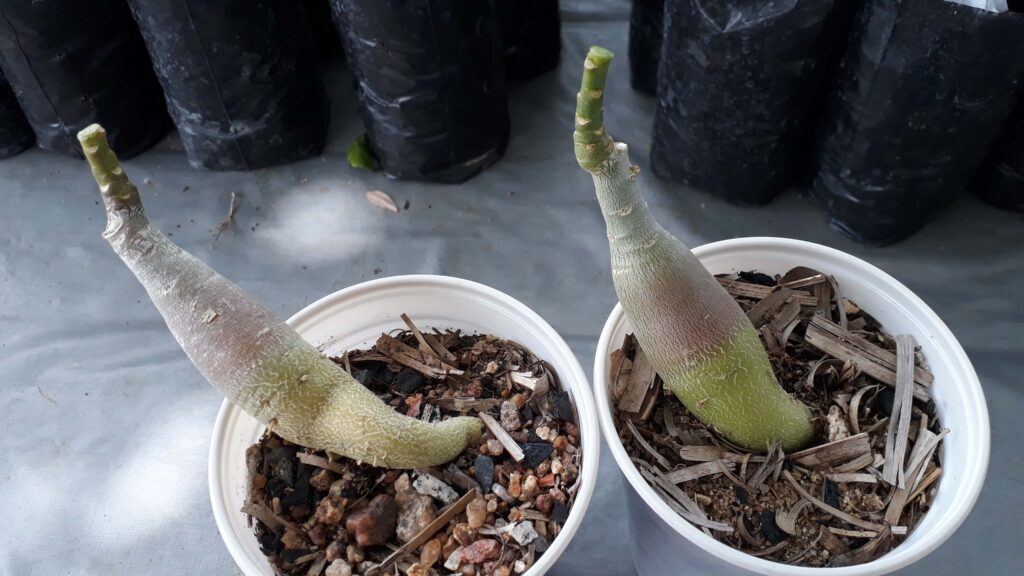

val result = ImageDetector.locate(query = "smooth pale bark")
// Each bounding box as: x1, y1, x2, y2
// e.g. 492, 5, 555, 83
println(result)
79, 124, 481, 468
574, 48, 813, 451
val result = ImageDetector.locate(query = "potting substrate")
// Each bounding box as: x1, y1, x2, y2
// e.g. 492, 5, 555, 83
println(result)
612, 267, 945, 568
244, 318, 582, 576
0, 0, 169, 159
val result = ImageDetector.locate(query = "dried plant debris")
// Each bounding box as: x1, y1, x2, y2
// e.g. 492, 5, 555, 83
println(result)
616, 267, 946, 568
245, 317, 582, 576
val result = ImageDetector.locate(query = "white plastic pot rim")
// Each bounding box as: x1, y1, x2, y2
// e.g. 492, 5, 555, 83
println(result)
209, 274, 600, 576
594, 237, 990, 576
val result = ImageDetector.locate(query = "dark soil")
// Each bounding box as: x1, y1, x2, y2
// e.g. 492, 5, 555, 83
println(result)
613, 268, 945, 567
244, 324, 582, 576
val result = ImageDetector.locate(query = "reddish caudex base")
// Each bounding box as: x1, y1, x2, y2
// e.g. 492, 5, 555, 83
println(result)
574, 48, 814, 451
79, 124, 482, 468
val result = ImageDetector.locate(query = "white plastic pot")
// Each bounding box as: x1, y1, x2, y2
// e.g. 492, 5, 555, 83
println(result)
209, 275, 599, 576
594, 237, 990, 576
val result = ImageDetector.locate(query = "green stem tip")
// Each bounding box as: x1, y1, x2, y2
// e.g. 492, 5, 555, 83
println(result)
78, 124, 140, 213
574, 46, 616, 173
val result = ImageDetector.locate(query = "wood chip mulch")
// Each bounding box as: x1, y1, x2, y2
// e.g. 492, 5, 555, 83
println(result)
244, 315, 582, 576
613, 267, 946, 567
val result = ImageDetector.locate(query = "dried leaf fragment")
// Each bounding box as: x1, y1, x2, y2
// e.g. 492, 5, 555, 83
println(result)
366, 190, 399, 213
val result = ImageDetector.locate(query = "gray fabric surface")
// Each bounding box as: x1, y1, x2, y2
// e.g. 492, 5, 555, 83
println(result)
1, 2, 1021, 574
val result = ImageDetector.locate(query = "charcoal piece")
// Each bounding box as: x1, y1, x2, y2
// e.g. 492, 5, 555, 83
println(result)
353, 361, 395, 391
812, 0, 1024, 244
551, 501, 569, 524
973, 97, 1024, 213
280, 465, 312, 507
257, 530, 283, 554
739, 271, 776, 287
0, 0, 169, 159
520, 442, 555, 469
734, 486, 749, 505
823, 479, 840, 509
496, 0, 561, 82
268, 447, 296, 488
628, 0, 664, 95
650, 0, 857, 205
393, 369, 426, 394
330, 0, 510, 183
280, 548, 313, 563
876, 387, 895, 416
551, 391, 574, 422
127, 0, 328, 171
759, 510, 786, 544
0, 70, 32, 158
474, 454, 495, 493
534, 535, 551, 553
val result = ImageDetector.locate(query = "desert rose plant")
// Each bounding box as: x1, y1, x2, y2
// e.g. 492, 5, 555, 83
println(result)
79, 124, 482, 468
574, 47, 813, 451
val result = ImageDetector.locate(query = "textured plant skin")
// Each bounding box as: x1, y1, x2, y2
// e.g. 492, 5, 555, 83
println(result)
575, 48, 814, 451
79, 124, 482, 468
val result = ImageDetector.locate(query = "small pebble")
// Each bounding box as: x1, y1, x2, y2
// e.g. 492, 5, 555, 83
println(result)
514, 560, 527, 573
308, 523, 331, 546
486, 498, 499, 513
508, 473, 523, 499
486, 438, 505, 457
421, 538, 443, 566
551, 458, 564, 475
484, 360, 499, 374
475, 455, 495, 493
406, 563, 429, 576
280, 529, 304, 550
315, 497, 346, 526
326, 540, 344, 561
521, 475, 539, 499
346, 544, 364, 565
510, 393, 526, 409
325, 560, 353, 576
495, 566, 512, 576
535, 493, 554, 514
500, 401, 522, 431
414, 473, 459, 505
509, 521, 539, 545
453, 522, 477, 546
444, 546, 464, 570
466, 497, 488, 529
310, 469, 334, 492
461, 539, 501, 563
492, 483, 514, 503
344, 494, 397, 547
397, 493, 437, 543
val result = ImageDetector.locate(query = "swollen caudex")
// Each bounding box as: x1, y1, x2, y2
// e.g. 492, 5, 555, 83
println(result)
574, 48, 814, 452
78, 124, 482, 469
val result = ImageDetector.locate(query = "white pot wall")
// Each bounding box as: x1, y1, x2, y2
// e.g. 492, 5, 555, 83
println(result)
209, 275, 600, 576
594, 238, 989, 576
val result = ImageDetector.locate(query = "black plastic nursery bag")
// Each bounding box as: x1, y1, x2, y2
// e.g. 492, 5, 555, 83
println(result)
330, 0, 510, 183
650, 0, 857, 205
128, 0, 328, 171
496, 0, 562, 82
628, 0, 664, 95
812, 0, 1024, 244
0, 70, 32, 158
0, 0, 170, 159
972, 97, 1024, 213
